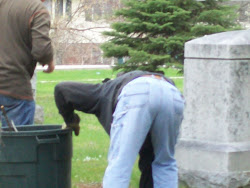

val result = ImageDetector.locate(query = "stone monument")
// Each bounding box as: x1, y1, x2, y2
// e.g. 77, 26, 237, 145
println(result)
31, 71, 44, 124
176, 30, 250, 188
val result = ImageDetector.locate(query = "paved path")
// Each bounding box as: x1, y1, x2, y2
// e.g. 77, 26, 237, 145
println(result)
36, 65, 112, 70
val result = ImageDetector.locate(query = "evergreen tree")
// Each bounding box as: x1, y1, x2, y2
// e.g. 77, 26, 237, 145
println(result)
101, 0, 240, 72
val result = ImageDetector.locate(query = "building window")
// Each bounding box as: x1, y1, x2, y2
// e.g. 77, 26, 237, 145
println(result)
43, 0, 52, 14
56, 0, 63, 16
54, 0, 71, 18
66, 0, 72, 16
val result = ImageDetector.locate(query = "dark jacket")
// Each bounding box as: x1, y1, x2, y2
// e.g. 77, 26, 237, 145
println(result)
0, 0, 53, 100
54, 70, 175, 134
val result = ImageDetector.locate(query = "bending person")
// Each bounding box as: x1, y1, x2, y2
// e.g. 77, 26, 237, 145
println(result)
54, 70, 185, 188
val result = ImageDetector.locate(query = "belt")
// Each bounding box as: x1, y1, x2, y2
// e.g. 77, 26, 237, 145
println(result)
141, 74, 165, 81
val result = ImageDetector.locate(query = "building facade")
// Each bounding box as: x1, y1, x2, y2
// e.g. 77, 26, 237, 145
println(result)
43, 0, 250, 65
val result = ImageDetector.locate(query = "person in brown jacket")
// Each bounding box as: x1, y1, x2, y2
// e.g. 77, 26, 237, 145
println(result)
0, 0, 54, 127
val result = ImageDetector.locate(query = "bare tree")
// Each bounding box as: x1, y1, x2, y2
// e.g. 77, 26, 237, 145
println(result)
50, 0, 122, 65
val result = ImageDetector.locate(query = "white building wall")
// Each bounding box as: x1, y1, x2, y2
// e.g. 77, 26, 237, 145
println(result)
42, 0, 250, 65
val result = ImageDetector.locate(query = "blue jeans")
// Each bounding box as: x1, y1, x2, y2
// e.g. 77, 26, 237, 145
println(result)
0, 94, 35, 127
103, 76, 185, 188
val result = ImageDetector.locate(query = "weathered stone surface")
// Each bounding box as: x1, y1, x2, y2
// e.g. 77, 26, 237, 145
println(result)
176, 30, 250, 188
181, 59, 250, 142
31, 71, 44, 124
178, 169, 250, 188
34, 105, 44, 124
184, 30, 250, 59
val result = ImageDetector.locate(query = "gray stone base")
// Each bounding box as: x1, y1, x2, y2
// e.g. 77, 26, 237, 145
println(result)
178, 169, 250, 188
176, 139, 250, 188
34, 105, 44, 124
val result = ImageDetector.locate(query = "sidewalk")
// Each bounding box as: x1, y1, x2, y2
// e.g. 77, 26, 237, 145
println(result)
36, 65, 112, 70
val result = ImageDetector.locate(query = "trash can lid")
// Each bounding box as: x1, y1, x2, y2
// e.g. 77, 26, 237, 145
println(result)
1, 125, 71, 136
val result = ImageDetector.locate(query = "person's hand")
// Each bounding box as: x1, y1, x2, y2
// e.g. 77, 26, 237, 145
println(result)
66, 113, 81, 136
43, 60, 55, 73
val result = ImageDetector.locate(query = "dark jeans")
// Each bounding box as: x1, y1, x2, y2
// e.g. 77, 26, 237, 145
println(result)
139, 133, 154, 188
0, 94, 35, 127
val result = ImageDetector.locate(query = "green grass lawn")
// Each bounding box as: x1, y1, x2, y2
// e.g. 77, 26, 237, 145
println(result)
36, 68, 183, 188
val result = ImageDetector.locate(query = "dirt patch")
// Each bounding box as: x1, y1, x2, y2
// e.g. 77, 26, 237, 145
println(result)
74, 183, 102, 188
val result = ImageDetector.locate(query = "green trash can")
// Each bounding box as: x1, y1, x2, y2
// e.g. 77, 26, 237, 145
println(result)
0, 125, 72, 188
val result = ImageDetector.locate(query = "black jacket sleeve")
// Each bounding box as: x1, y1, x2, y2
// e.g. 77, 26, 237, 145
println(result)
54, 82, 102, 124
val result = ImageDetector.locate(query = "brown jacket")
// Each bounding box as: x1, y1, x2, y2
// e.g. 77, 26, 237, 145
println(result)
0, 0, 53, 100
